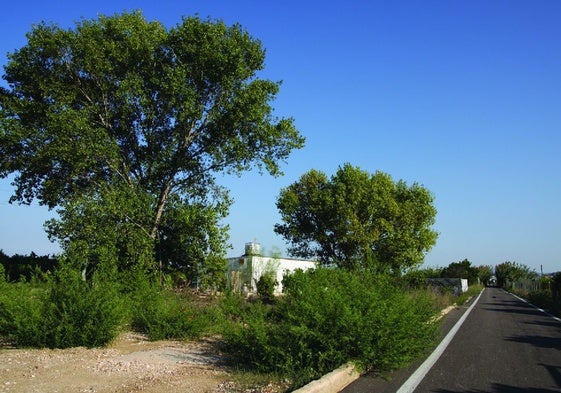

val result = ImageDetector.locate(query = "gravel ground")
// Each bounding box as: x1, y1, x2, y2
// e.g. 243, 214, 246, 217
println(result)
0, 333, 286, 393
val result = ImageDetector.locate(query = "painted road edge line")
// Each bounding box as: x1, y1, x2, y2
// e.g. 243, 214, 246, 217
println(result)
507, 291, 561, 323
396, 288, 485, 393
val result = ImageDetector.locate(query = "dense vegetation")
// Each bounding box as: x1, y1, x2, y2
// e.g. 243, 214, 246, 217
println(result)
0, 262, 446, 390
493, 261, 561, 318
222, 269, 440, 386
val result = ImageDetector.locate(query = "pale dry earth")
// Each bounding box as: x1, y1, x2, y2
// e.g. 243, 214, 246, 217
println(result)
0, 333, 285, 393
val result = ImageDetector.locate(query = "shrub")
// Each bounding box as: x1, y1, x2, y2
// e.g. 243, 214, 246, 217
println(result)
255, 273, 277, 304
222, 268, 439, 387
0, 281, 46, 346
128, 277, 208, 340
526, 290, 554, 312
0, 268, 125, 348
552, 272, 561, 313
42, 268, 125, 348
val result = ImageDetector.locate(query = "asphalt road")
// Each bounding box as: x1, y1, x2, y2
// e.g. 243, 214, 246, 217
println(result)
341, 287, 561, 392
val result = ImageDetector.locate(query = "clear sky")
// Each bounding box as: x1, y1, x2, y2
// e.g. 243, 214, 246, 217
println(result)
1, 1, 560, 273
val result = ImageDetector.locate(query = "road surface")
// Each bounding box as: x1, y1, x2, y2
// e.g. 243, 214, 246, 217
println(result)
341, 287, 561, 392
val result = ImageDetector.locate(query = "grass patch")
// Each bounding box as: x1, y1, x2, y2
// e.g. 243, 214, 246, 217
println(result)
456, 284, 484, 305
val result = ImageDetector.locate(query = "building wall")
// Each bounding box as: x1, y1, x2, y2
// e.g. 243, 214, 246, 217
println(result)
426, 277, 469, 296
226, 255, 316, 294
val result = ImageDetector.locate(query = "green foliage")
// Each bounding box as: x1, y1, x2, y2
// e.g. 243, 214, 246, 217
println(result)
455, 284, 483, 306
526, 290, 556, 315
0, 281, 46, 346
0, 266, 221, 348
156, 194, 230, 289
476, 265, 494, 286
495, 261, 537, 288
0, 260, 5, 283
1, 11, 304, 281
128, 276, 209, 340
552, 272, 561, 307
41, 269, 126, 348
401, 266, 444, 289
46, 184, 156, 277
222, 269, 439, 387
255, 273, 277, 304
0, 268, 125, 348
522, 273, 561, 317
441, 259, 478, 285
274, 164, 438, 273
0, 251, 58, 282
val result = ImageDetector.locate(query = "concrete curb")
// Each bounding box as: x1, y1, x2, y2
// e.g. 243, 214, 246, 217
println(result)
293, 303, 460, 392
291, 362, 360, 393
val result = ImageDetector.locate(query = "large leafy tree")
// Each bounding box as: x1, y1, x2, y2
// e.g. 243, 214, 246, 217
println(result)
494, 261, 536, 288
0, 12, 304, 282
274, 164, 438, 273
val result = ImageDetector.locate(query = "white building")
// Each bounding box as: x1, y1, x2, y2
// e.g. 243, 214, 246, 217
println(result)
226, 242, 317, 294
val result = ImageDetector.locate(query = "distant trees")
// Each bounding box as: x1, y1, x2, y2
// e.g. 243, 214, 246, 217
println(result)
495, 261, 536, 288
476, 265, 494, 286
0, 12, 304, 285
441, 259, 478, 285
274, 164, 438, 273
0, 250, 58, 282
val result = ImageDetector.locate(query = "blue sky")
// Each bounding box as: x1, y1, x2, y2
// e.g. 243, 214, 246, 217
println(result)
1, 1, 560, 273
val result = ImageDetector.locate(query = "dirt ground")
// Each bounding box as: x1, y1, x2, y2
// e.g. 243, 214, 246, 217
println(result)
0, 333, 286, 393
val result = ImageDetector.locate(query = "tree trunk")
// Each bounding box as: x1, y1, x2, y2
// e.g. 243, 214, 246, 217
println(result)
150, 182, 171, 239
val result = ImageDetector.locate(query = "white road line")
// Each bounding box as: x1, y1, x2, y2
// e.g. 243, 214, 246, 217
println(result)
396, 288, 485, 393
508, 291, 561, 323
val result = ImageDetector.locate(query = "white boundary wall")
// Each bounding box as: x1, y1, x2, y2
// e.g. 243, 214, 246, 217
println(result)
227, 255, 316, 294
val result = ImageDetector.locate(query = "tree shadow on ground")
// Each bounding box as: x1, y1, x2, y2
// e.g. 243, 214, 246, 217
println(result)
505, 334, 561, 350
433, 384, 559, 393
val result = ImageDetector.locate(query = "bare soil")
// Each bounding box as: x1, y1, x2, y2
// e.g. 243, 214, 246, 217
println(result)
0, 333, 285, 393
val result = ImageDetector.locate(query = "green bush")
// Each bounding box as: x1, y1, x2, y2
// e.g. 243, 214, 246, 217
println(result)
552, 272, 561, 315
0, 281, 46, 346
42, 269, 125, 348
128, 277, 208, 340
526, 290, 554, 312
222, 268, 439, 387
0, 262, 5, 283
255, 273, 277, 304
523, 288, 560, 317
0, 268, 125, 348
217, 291, 252, 322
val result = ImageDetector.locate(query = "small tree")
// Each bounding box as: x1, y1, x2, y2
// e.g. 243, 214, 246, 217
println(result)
255, 259, 279, 303
255, 273, 277, 304
275, 164, 438, 273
